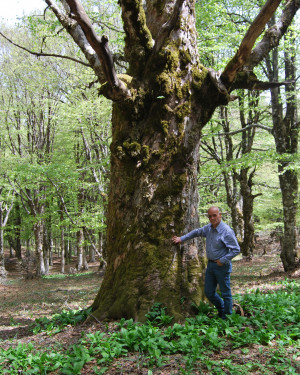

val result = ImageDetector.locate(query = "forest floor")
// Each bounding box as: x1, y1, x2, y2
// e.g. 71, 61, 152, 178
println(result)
0, 236, 299, 374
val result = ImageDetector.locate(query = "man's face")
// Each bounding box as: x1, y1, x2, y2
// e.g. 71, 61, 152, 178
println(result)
207, 207, 222, 228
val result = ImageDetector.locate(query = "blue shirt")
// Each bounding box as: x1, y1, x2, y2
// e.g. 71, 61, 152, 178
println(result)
180, 221, 240, 265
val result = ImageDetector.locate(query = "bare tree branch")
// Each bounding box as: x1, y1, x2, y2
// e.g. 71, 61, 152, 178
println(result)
2, 199, 15, 227
246, 0, 300, 70
0, 187, 15, 227
45, 0, 105, 81
0, 31, 91, 67
7, 177, 31, 215
221, 0, 282, 86
63, 0, 130, 101
202, 123, 273, 137
231, 70, 295, 91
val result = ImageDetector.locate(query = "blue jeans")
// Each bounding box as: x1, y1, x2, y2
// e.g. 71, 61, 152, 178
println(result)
204, 261, 232, 317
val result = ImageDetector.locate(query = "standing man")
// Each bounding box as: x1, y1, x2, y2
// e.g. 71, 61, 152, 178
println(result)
172, 206, 240, 319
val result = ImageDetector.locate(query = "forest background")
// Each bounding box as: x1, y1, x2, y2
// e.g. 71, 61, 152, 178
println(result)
0, 0, 299, 278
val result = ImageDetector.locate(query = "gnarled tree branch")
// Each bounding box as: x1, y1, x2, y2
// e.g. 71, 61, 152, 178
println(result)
246, 0, 300, 70
221, 0, 282, 86
202, 123, 273, 137
231, 70, 294, 91
63, 0, 130, 101
45, 0, 105, 81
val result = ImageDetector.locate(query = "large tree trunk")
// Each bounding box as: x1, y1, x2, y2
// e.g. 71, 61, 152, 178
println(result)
91, 4, 221, 321
92, 104, 208, 321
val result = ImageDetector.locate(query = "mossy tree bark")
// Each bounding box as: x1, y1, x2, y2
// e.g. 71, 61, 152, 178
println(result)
91, 1, 221, 321
46, 0, 299, 320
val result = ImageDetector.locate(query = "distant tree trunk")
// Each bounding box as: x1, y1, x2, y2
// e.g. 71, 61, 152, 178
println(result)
66, 230, 71, 262
26, 239, 31, 257
89, 246, 95, 263
49, 242, 53, 266
49, 229, 54, 267
219, 106, 243, 239
239, 169, 256, 258
266, 34, 298, 271
14, 198, 22, 260
61, 228, 65, 273
43, 226, 50, 275
237, 91, 263, 258
224, 174, 243, 240
34, 220, 46, 276
0, 205, 6, 279
0, 194, 14, 279
60, 204, 65, 273
76, 228, 84, 271
99, 230, 104, 258
76, 228, 88, 271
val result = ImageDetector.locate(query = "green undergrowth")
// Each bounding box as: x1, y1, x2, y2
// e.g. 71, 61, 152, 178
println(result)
30, 307, 93, 335
0, 279, 299, 374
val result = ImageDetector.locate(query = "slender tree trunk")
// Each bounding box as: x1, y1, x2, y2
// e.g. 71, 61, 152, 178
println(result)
49, 241, 53, 266
0, 229, 6, 279
0, 206, 6, 280
76, 229, 83, 271
15, 198, 22, 260
43, 226, 50, 275
66, 231, 71, 262
61, 228, 65, 273
239, 170, 255, 258
224, 174, 243, 240
49, 229, 54, 267
26, 239, 31, 257
60, 205, 65, 273
89, 246, 95, 263
77, 228, 88, 271
34, 221, 46, 276
266, 39, 298, 271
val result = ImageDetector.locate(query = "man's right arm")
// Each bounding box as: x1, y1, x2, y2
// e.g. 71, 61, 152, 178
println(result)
172, 227, 205, 244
